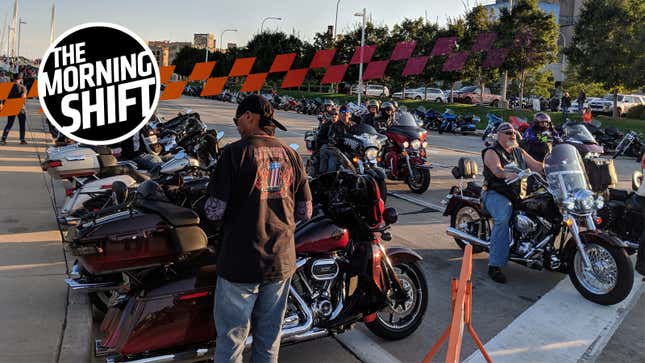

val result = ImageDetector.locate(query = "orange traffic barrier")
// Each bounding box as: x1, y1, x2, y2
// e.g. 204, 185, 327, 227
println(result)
422, 244, 493, 363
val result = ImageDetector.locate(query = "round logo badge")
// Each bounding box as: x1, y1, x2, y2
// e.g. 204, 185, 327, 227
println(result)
38, 23, 161, 145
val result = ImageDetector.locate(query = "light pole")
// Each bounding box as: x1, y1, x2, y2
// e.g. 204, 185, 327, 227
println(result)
260, 17, 282, 33
220, 29, 238, 53
334, 0, 341, 40
501, 0, 513, 108
17, 17, 25, 61
354, 8, 366, 105
558, 32, 566, 80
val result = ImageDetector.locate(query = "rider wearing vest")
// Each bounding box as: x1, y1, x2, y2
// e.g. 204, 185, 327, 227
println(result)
482, 122, 544, 284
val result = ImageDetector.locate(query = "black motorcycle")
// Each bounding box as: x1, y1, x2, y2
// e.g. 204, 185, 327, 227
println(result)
613, 131, 644, 161
444, 144, 634, 305
597, 171, 643, 254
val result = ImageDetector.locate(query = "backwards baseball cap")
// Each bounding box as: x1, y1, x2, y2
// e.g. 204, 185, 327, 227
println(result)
235, 94, 287, 131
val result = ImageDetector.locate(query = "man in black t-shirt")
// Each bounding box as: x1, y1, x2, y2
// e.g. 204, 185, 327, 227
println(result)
1, 73, 28, 145
204, 94, 312, 363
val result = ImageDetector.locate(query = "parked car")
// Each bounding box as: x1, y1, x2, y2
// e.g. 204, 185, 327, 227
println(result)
588, 94, 645, 116
350, 84, 390, 97
568, 97, 601, 112
392, 87, 446, 102
453, 86, 502, 106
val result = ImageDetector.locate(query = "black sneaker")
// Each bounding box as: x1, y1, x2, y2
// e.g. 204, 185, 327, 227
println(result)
488, 266, 507, 284
20, 140, 27, 145
0, 139, 5, 145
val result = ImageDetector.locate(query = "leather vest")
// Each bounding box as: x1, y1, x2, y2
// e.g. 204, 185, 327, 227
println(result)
482, 143, 527, 201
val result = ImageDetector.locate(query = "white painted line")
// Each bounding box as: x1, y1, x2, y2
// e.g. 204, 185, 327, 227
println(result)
388, 191, 445, 212
335, 329, 402, 363
463, 272, 644, 363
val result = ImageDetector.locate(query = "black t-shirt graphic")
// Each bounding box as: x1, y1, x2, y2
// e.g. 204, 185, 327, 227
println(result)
208, 135, 312, 283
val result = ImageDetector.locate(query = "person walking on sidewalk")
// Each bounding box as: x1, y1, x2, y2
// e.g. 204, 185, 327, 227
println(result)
1, 73, 28, 145
561, 92, 572, 121
577, 89, 586, 115
204, 94, 312, 363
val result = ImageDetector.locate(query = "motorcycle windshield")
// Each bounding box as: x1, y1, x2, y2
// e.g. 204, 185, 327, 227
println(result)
349, 123, 385, 147
563, 123, 595, 143
544, 144, 590, 202
393, 112, 419, 127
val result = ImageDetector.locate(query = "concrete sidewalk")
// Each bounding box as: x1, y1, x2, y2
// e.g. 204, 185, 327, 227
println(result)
0, 107, 83, 362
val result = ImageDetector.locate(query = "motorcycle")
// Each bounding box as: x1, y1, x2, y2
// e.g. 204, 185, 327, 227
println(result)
613, 131, 644, 161
96, 171, 428, 362
508, 115, 529, 134
382, 111, 432, 193
458, 114, 480, 134
482, 113, 503, 141
444, 144, 634, 305
438, 109, 458, 134
597, 171, 643, 254
558, 121, 604, 158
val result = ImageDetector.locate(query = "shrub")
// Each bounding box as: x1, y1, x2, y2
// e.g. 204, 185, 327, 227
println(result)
626, 104, 645, 119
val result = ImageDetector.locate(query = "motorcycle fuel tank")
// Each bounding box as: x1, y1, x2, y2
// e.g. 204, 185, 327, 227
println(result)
295, 217, 349, 254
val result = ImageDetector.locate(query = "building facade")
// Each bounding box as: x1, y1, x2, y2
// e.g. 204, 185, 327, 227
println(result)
193, 33, 215, 53
146, 41, 192, 67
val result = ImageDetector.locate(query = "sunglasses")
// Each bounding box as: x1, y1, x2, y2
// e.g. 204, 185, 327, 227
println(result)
330, 113, 338, 116
340, 110, 348, 114
501, 131, 515, 136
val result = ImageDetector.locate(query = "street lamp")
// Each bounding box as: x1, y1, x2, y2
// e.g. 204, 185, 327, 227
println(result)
220, 29, 238, 53
17, 18, 26, 63
260, 17, 282, 33
334, 0, 341, 40
354, 8, 366, 105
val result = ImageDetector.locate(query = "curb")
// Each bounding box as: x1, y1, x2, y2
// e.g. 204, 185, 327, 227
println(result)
57, 254, 93, 363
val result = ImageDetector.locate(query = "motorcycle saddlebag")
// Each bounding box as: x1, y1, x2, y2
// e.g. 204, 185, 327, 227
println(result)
584, 157, 617, 192
43, 145, 101, 179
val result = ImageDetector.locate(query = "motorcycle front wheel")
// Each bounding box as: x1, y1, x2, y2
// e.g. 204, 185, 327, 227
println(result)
406, 168, 430, 194
366, 261, 428, 340
568, 241, 633, 305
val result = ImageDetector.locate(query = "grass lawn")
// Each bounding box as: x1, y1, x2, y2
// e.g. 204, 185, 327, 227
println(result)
277, 90, 645, 133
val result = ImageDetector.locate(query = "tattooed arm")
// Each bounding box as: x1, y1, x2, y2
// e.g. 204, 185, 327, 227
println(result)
204, 197, 227, 221
295, 200, 313, 222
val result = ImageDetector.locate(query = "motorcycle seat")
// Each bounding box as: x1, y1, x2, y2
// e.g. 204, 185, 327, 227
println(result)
195, 264, 218, 288
99, 164, 150, 183
136, 199, 200, 227
466, 181, 482, 196
608, 188, 631, 202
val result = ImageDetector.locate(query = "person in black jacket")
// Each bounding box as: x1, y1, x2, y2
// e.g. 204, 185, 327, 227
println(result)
317, 108, 339, 174
1, 73, 28, 145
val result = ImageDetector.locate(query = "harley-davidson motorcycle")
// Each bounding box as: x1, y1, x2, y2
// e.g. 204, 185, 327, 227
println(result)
381, 111, 432, 193
444, 144, 634, 305
94, 171, 427, 362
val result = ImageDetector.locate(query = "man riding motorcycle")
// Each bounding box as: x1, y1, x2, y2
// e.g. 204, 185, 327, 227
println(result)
366, 101, 395, 132
361, 99, 380, 125
318, 107, 339, 174
522, 112, 560, 162
482, 122, 544, 283
318, 99, 336, 124
324, 106, 355, 172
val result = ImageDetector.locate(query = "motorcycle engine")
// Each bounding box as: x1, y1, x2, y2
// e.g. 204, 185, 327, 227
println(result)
512, 212, 543, 255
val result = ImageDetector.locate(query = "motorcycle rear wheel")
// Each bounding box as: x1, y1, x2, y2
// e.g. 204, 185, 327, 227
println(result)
568, 241, 633, 305
406, 169, 430, 194
366, 262, 428, 340
450, 206, 486, 253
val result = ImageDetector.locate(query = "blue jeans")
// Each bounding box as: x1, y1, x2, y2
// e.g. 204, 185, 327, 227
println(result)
483, 190, 513, 267
2, 112, 26, 141
214, 276, 291, 363
318, 144, 337, 174
132, 153, 162, 171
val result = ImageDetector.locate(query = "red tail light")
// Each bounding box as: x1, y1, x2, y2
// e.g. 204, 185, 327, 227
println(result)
178, 291, 210, 301
101, 184, 113, 189
48, 160, 62, 168
65, 188, 75, 197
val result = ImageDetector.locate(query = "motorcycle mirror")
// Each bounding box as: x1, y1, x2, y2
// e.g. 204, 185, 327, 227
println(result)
632, 170, 642, 192
111, 181, 129, 205
383, 207, 398, 225
216, 131, 225, 141
289, 144, 300, 151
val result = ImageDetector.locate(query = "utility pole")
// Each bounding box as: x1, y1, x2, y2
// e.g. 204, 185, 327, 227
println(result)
334, 0, 341, 40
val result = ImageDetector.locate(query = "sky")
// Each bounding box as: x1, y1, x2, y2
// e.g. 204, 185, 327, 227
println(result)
6, 0, 486, 59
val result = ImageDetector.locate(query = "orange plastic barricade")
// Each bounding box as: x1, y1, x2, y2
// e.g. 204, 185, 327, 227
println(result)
422, 244, 493, 363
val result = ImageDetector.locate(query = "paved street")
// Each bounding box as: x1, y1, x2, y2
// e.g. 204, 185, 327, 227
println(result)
0, 98, 642, 363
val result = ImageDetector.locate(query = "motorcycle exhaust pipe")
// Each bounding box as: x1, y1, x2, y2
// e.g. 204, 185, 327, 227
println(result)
446, 227, 490, 248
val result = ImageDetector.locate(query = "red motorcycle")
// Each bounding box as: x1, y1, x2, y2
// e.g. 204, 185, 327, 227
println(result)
95, 171, 428, 362
382, 112, 432, 193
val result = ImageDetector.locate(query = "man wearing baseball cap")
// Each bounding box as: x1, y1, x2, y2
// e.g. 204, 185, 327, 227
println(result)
204, 94, 312, 362
482, 122, 543, 283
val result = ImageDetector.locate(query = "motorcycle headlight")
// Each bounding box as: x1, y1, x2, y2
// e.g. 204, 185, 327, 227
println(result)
422, 141, 428, 148
563, 197, 576, 211
403, 141, 410, 148
574, 190, 595, 211
410, 139, 421, 150
365, 147, 378, 161
595, 195, 604, 210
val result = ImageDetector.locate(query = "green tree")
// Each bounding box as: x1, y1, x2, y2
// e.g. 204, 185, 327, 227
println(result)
497, 0, 558, 105
463, 5, 500, 105
509, 69, 553, 98
565, 0, 645, 117
172, 46, 205, 76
